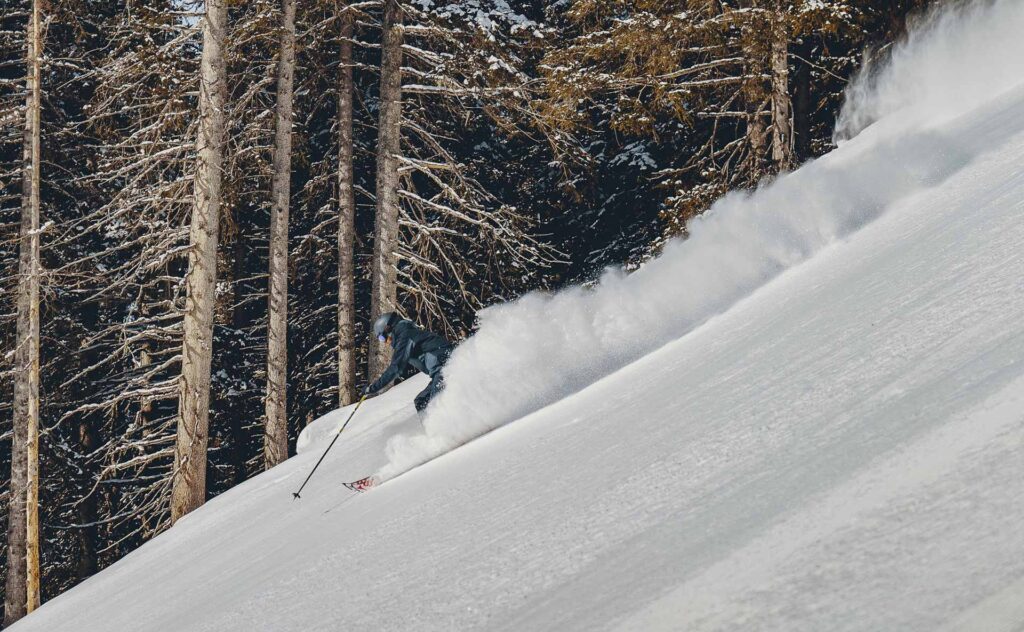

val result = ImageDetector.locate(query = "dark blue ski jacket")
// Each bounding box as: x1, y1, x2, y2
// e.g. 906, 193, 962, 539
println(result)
367, 319, 452, 394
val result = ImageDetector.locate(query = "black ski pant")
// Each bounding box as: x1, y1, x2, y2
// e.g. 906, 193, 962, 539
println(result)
414, 348, 450, 413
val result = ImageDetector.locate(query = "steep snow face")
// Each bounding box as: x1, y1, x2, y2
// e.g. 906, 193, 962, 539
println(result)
378, 0, 1024, 482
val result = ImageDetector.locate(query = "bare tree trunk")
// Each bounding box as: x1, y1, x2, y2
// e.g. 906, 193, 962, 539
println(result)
769, 5, 794, 172
172, 0, 227, 524
792, 39, 812, 162
264, 0, 296, 468
5, 0, 43, 623
747, 101, 767, 183
336, 1, 357, 406
369, 0, 403, 377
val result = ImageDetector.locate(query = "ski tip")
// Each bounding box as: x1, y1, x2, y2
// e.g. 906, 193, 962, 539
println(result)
344, 476, 376, 493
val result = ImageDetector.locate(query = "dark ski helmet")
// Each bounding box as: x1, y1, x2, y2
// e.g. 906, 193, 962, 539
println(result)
373, 312, 399, 341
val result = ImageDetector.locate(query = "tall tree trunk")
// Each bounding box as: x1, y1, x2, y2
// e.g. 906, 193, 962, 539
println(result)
264, 0, 296, 468
171, 0, 227, 524
369, 0, 403, 377
5, 0, 43, 623
769, 5, 794, 172
747, 106, 767, 182
336, 1, 357, 406
792, 38, 812, 162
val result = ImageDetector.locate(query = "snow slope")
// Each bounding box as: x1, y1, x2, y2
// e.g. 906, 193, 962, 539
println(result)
13, 2, 1024, 631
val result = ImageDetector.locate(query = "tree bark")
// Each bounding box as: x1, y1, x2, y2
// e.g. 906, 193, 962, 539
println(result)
792, 38, 812, 162
747, 107, 767, 181
5, 0, 43, 623
264, 0, 296, 468
769, 5, 794, 172
336, 1, 357, 406
369, 0, 404, 377
172, 0, 227, 523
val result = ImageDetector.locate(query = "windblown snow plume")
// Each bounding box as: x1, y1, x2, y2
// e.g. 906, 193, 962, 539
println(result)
835, 0, 1024, 141
377, 0, 1024, 482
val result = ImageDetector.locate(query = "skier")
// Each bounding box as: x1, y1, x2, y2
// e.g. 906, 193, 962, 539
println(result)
363, 312, 453, 414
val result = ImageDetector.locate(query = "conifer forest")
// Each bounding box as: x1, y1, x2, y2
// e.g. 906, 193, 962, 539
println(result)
1, 0, 934, 623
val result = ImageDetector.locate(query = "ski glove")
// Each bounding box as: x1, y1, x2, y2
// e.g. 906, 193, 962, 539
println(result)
362, 384, 374, 396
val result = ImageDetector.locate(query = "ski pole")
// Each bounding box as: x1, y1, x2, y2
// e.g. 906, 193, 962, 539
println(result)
292, 394, 367, 500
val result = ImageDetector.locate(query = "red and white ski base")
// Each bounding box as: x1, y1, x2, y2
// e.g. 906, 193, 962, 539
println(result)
343, 475, 377, 493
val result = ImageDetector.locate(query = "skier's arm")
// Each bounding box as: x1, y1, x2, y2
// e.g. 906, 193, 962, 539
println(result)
367, 339, 413, 394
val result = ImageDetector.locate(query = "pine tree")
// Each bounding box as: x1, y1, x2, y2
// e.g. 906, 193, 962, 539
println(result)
4, 0, 43, 622
369, 0, 404, 377
172, 0, 228, 523
264, 0, 297, 468
336, 0, 358, 407
539, 0, 924, 243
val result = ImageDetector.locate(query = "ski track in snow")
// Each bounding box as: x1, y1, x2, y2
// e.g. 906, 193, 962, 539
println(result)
12, 1, 1024, 631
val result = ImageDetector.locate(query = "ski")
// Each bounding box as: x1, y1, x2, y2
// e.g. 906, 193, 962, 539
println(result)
343, 475, 377, 493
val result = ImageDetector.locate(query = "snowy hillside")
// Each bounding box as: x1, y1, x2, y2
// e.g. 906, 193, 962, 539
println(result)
12, 2, 1024, 631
